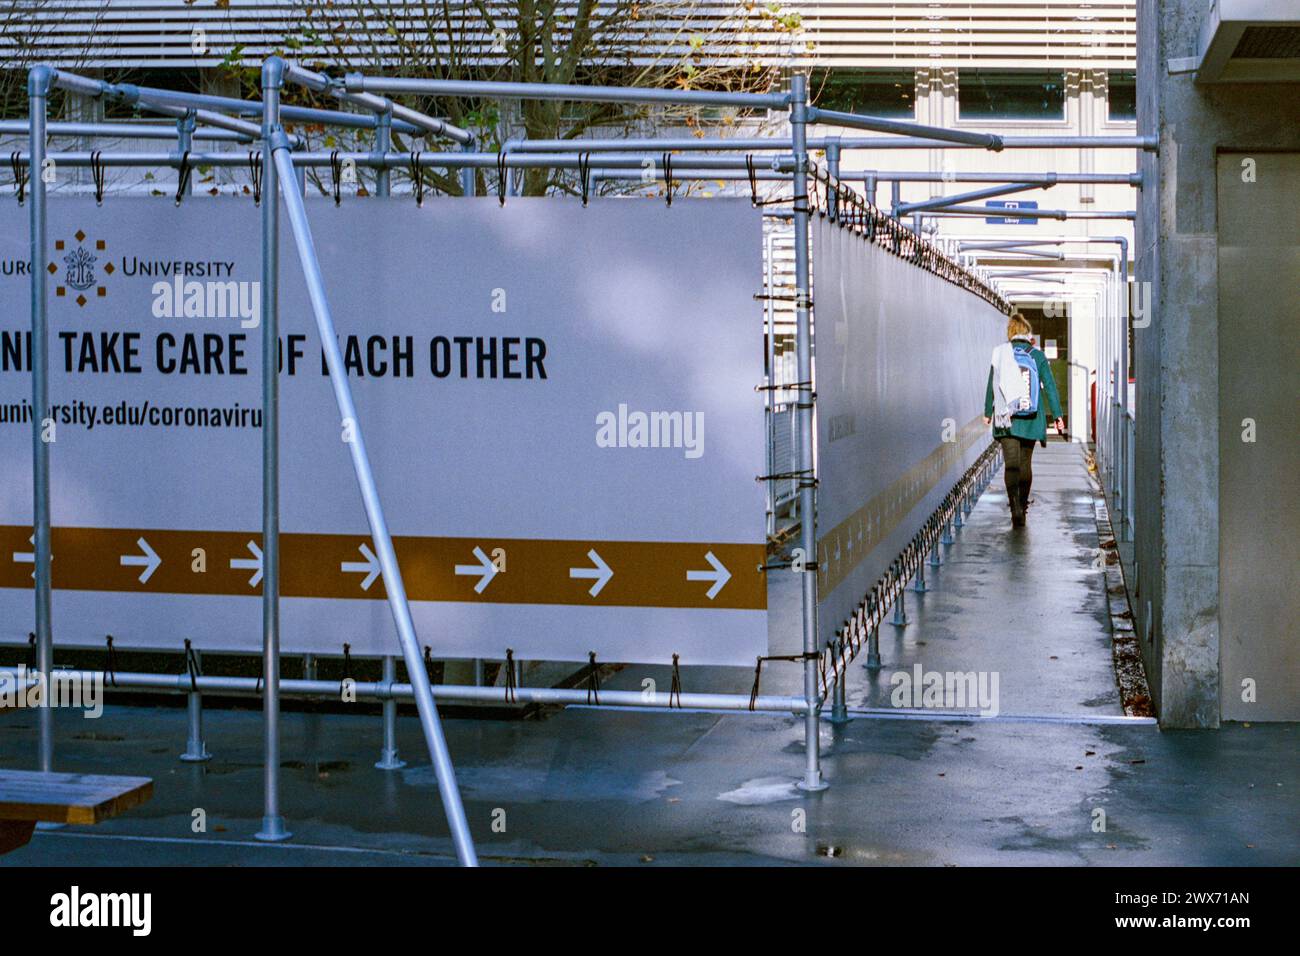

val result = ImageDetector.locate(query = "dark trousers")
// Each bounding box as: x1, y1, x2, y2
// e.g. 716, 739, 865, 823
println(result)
999, 436, 1037, 513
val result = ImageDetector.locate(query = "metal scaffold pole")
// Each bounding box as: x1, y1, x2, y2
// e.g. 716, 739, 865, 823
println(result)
256, 58, 290, 843
790, 73, 827, 792
27, 66, 53, 773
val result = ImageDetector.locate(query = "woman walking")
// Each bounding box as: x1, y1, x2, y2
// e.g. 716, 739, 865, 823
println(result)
983, 313, 1064, 528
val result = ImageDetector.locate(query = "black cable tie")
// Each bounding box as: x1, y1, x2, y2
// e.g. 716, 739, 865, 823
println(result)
759, 559, 818, 573
330, 150, 342, 206
754, 379, 813, 392
248, 151, 262, 205
755, 468, 817, 487
424, 646, 436, 683
25, 632, 35, 669
754, 194, 802, 208
577, 151, 591, 206
749, 652, 819, 710
669, 653, 682, 709
11, 151, 28, 205
409, 152, 424, 207
586, 651, 600, 705
90, 150, 106, 205
504, 647, 517, 704
183, 638, 200, 692
662, 151, 673, 206
174, 150, 192, 206
342, 642, 353, 691
497, 149, 508, 206
105, 635, 118, 688
748, 656, 763, 711
751, 293, 814, 307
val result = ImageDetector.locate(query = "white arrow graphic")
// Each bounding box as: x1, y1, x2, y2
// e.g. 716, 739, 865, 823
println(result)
569, 549, 613, 597
12, 535, 34, 566
230, 541, 263, 587
687, 550, 731, 600
341, 542, 381, 591
120, 537, 161, 584
12, 535, 46, 579
454, 546, 498, 594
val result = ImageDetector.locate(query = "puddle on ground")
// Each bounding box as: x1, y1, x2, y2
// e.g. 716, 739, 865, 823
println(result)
717, 776, 800, 805
403, 764, 680, 804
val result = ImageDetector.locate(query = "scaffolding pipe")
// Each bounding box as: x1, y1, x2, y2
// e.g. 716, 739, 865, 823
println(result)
255, 59, 289, 844
267, 119, 477, 865
844, 171, 1141, 185
0, 668, 810, 715
512, 134, 1158, 152
282, 61, 473, 145
346, 74, 791, 110
896, 181, 1051, 216
962, 248, 1066, 260
18, 151, 792, 172
0, 119, 251, 141
806, 106, 1002, 149
42, 69, 302, 145
929, 206, 1136, 220
959, 240, 1065, 250
790, 74, 826, 793
27, 66, 54, 773
591, 168, 792, 183
374, 112, 391, 197
376, 655, 405, 770
111, 82, 425, 133
123, 98, 269, 144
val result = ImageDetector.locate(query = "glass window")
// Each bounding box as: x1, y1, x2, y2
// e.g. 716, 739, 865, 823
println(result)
1108, 71, 1137, 121
812, 70, 915, 118
957, 71, 1065, 121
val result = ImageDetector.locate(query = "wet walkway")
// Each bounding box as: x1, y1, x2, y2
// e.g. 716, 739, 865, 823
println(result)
2, 442, 1295, 866
840, 440, 1123, 717
613, 439, 1123, 717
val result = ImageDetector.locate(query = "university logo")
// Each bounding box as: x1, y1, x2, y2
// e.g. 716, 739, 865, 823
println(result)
50, 230, 112, 307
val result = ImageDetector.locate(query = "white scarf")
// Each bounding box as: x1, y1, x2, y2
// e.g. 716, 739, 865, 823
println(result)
991, 341, 1029, 428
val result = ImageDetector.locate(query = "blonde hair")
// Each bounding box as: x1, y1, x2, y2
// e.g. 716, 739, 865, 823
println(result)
1007, 313, 1033, 341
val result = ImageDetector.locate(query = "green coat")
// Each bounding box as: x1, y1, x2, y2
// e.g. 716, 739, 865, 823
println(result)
983, 339, 1063, 442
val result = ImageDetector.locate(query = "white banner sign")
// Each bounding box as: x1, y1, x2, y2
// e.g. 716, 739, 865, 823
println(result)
812, 219, 1004, 644
0, 198, 767, 665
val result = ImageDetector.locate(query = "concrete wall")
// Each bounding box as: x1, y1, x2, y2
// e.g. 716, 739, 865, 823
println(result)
1135, 0, 1300, 726
1216, 151, 1300, 721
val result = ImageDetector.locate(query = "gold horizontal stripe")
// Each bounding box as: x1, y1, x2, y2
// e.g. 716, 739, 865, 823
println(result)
817, 416, 987, 598
0, 526, 765, 612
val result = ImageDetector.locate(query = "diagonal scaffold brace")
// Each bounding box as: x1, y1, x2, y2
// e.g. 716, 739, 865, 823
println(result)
263, 109, 478, 867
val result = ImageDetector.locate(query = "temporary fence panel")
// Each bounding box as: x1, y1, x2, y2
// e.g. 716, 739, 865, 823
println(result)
812, 215, 1005, 645
0, 197, 767, 665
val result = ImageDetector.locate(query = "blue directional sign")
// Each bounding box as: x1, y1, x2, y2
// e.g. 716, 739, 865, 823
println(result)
984, 200, 1039, 225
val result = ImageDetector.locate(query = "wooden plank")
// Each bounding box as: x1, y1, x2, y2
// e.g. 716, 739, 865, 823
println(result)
0, 770, 153, 826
